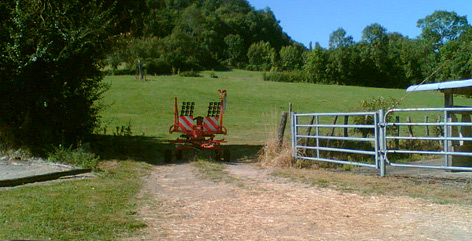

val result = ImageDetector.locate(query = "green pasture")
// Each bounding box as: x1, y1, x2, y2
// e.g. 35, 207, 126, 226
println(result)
101, 70, 472, 144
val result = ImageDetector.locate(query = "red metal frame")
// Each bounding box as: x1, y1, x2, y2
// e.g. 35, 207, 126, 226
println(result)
169, 90, 228, 152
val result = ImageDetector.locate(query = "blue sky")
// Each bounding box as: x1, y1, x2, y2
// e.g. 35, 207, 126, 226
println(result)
246, 0, 471, 48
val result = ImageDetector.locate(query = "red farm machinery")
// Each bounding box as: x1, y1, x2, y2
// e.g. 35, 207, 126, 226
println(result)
165, 90, 230, 162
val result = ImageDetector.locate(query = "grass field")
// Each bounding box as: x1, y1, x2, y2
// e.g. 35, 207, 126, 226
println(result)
100, 70, 472, 145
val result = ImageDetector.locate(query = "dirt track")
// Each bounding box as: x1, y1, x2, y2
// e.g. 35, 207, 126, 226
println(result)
127, 162, 472, 240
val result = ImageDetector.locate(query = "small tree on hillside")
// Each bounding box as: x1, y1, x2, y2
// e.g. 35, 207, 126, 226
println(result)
279, 45, 304, 71
247, 41, 276, 71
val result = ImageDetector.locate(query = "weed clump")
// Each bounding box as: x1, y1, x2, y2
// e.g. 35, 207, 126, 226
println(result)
48, 145, 99, 170
258, 138, 294, 167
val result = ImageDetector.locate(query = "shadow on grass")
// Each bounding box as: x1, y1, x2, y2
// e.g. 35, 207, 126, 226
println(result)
91, 134, 262, 165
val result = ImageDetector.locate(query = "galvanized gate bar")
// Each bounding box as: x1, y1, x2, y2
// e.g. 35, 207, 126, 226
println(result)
298, 146, 377, 155
297, 135, 376, 142
384, 107, 472, 172
292, 111, 380, 171
291, 107, 472, 176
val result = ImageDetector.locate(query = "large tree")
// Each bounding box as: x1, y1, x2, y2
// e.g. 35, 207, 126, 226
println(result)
417, 10, 469, 50
329, 28, 354, 49
0, 0, 129, 153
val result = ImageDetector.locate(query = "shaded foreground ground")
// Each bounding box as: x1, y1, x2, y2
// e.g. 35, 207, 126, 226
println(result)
127, 162, 472, 240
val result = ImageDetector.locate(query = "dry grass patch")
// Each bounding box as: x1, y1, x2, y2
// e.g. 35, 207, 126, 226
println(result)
273, 167, 472, 206
258, 138, 294, 168
191, 160, 245, 187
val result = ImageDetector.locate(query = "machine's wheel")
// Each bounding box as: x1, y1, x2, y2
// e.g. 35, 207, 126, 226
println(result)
223, 149, 231, 162
164, 149, 172, 163
214, 150, 222, 161
175, 150, 183, 160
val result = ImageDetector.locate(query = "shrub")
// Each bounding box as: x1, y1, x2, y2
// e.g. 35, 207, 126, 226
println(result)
353, 96, 398, 137
209, 70, 218, 78
48, 146, 99, 170
262, 71, 309, 83
0, 1, 115, 153
179, 70, 203, 77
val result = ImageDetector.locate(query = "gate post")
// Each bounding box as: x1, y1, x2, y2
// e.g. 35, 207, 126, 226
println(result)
290, 105, 297, 160
378, 109, 386, 176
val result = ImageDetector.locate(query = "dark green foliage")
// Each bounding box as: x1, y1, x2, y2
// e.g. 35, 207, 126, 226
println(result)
111, 0, 293, 74
417, 10, 469, 51
303, 44, 330, 84
329, 28, 354, 49
352, 96, 398, 137
263, 71, 308, 83
47, 146, 99, 170
292, 13, 471, 89
102, 6, 472, 90
279, 44, 305, 71
179, 70, 203, 77
0, 0, 125, 153
247, 41, 277, 71
224, 34, 245, 68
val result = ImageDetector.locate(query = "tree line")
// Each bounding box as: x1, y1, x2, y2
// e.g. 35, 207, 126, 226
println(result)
111, 2, 471, 90
261, 11, 472, 89
110, 0, 294, 75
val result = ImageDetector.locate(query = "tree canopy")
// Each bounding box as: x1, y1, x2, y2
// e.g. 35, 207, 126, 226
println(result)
111, 0, 294, 75
0, 0, 135, 153
267, 10, 471, 89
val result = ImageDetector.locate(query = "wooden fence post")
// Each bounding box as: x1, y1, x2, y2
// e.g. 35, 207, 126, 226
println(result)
277, 111, 288, 148
407, 116, 414, 137
137, 60, 144, 80
344, 116, 349, 137
437, 115, 442, 146
303, 116, 315, 148
326, 116, 338, 147
425, 116, 429, 136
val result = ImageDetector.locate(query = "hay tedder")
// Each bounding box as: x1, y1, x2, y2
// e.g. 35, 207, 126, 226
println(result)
165, 90, 229, 162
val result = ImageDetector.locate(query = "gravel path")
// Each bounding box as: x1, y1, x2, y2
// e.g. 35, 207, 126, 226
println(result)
127, 162, 472, 240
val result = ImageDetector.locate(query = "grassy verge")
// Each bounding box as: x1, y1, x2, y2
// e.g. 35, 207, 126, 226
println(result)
273, 167, 472, 205
0, 160, 151, 241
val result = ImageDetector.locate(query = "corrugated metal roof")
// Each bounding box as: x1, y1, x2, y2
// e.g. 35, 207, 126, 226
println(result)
406, 79, 472, 92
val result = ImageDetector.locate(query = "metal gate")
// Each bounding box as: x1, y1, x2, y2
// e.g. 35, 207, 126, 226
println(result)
291, 111, 384, 170
384, 107, 472, 174
291, 108, 472, 176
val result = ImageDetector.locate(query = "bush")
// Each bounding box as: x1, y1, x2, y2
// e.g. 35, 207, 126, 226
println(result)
263, 71, 309, 83
0, 1, 115, 153
353, 96, 398, 137
48, 146, 99, 170
179, 70, 203, 77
